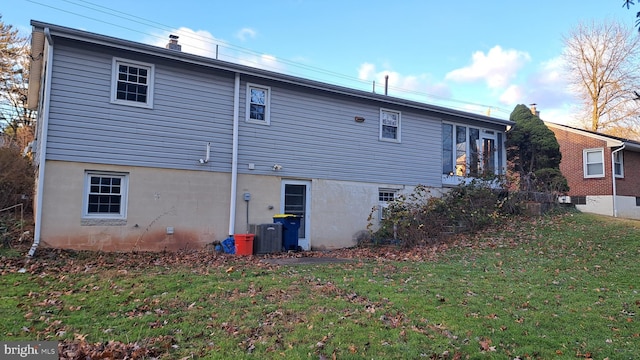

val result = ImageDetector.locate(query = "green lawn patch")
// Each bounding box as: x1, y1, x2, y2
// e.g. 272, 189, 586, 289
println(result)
1, 212, 639, 359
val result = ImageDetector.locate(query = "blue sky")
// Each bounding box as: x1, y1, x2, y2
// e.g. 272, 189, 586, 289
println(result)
2, 1, 636, 124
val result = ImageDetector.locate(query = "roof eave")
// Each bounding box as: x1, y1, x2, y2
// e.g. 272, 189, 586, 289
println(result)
32, 20, 513, 127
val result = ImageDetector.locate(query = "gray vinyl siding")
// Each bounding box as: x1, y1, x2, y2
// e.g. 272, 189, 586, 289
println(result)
46, 40, 235, 171
238, 79, 441, 185
44, 38, 500, 187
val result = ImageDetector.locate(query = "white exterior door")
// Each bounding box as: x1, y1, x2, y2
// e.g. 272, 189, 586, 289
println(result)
281, 180, 311, 250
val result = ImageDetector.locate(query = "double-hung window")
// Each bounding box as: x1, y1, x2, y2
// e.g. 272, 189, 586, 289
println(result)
583, 148, 604, 178
380, 109, 401, 142
111, 58, 154, 108
83, 171, 129, 222
614, 151, 624, 178
246, 84, 271, 125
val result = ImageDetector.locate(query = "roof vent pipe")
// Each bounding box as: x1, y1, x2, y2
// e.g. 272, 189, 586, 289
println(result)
384, 75, 389, 96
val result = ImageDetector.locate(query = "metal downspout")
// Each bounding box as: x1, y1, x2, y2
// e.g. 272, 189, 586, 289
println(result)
29, 28, 54, 257
228, 73, 240, 236
611, 144, 625, 218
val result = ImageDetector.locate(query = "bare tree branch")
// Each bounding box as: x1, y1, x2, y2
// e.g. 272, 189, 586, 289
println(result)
562, 20, 640, 138
0, 15, 35, 149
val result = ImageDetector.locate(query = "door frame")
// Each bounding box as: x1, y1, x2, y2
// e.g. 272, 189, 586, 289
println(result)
280, 179, 311, 250
481, 130, 498, 174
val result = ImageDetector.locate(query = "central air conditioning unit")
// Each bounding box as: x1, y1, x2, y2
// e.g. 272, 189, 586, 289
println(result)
249, 223, 283, 254
557, 196, 571, 204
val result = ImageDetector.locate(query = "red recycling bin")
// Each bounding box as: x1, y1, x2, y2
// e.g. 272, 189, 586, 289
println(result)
234, 233, 254, 255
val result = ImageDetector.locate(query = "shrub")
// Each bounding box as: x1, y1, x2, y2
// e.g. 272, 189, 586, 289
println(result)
367, 180, 524, 248
0, 147, 34, 211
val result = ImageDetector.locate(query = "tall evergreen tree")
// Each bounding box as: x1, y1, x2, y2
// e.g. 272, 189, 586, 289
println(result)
506, 104, 568, 193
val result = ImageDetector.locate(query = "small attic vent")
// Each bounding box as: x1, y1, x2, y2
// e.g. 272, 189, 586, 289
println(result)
166, 34, 181, 51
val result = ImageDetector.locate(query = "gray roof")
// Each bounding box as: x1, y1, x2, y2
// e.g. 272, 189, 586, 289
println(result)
32, 20, 513, 127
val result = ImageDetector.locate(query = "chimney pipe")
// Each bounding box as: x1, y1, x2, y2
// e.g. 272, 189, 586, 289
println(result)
384, 75, 389, 96
166, 34, 181, 51
529, 103, 539, 117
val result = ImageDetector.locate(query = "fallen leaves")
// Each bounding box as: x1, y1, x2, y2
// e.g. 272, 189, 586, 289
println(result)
58, 335, 174, 360
478, 337, 496, 352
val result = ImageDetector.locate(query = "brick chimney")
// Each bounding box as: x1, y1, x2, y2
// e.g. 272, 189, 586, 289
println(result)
529, 103, 539, 117
166, 35, 181, 51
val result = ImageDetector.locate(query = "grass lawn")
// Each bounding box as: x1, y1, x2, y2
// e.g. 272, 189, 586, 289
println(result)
1, 211, 639, 359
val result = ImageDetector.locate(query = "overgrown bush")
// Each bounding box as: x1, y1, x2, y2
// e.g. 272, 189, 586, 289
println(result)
368, 180, 524, 248
0, 213, 30, 248
0, 147, 34, 211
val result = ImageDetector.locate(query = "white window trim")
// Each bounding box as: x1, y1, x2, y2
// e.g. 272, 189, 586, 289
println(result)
583, 148, 605, 178
110, 57, 155, 109
378, 188, 398, 221
614, 151, 624, 178
441, 122, 506, 186
379, 108, 401, 143
246, 83, 271, 125
82, 171, 129, 220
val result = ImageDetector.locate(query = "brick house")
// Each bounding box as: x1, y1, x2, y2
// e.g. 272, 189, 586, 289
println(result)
545, 122, 640, 219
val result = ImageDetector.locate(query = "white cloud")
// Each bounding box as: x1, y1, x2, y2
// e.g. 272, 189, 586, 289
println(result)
236, 28, 257, 42
499, 84, 524, 104
145, 27, 285, 72
490, 55, 582, 125
358, 62, 376, 80
237, 53, 286, 72
356, 63, 451, 100
148, 27, 225, 58
445, 46, 531, 89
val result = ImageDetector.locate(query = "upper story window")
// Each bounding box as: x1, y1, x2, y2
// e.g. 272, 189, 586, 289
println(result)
111, 58, 154, 109
380, 109, 401, 142
246, 83, 271, 125
583, 148, 604, 178
82, 171, 129, 221
614, 150, 624, 178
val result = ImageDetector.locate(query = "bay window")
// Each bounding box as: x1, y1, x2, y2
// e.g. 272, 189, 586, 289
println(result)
442, 123, 504, 185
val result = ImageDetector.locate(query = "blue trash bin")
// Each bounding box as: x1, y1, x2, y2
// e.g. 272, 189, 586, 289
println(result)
273, 214, 301, 251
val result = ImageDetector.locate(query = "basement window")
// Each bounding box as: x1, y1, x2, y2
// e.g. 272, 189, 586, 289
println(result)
571, 196, 587, 205
378, 189, 397, 220
82, 171, 129, 225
